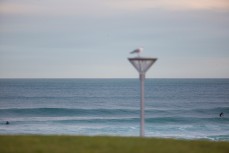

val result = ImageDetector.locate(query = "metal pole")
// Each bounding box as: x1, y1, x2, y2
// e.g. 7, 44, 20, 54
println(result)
140, 73, 145, 137
128, 57, 157, 137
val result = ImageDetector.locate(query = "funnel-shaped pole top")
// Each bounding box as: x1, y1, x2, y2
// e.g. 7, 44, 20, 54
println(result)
128, 57, 157, 74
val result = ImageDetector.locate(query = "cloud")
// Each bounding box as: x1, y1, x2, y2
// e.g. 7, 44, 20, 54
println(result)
0, 0, 228, 17
1, 0, 229, 78
0, 0, 113, 16
107, 0, 229, 11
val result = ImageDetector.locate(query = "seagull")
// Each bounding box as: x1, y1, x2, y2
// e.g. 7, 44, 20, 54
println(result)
130, 48, 143, 57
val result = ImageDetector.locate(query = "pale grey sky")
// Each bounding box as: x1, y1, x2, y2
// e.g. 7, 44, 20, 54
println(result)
0, 0, 229, 78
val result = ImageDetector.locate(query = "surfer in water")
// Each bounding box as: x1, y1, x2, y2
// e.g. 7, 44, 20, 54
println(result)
219, 112, 224, 117
5, 121, 10, 125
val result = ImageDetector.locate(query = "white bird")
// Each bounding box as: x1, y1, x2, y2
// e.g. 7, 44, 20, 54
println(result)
130, 48, 143, 57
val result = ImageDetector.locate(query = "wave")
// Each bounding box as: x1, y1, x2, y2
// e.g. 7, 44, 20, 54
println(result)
1, 115, 228, 126
0, 108, 138, 117
0, 107, 228, 118
2, 117, 228, 127
46, 117, 229, 125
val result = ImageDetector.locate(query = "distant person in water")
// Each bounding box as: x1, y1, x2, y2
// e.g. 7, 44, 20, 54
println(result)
5, 121, 10, 125
219, 112, 224, 117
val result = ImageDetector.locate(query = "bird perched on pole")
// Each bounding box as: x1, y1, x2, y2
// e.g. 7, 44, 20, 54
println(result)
130, 48, 143, 57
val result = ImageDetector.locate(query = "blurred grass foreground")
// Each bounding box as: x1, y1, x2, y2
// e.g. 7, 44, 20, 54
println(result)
0, 135, 229, 153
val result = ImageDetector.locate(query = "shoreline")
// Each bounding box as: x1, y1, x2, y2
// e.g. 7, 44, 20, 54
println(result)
0, 133, 228, 142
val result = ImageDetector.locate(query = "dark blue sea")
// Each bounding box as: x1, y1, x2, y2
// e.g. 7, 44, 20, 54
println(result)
0, 79, 228, 141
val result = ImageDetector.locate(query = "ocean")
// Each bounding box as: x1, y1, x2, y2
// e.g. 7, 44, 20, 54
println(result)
0, 79, 228, 141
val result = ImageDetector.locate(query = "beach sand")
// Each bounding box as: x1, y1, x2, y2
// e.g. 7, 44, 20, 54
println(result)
0, 135, 229, 153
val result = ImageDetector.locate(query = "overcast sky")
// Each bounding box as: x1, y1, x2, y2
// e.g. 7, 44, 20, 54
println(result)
0, 0, 229, 78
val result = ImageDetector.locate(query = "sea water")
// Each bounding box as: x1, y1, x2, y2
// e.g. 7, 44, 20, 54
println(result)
0, 79, 228, 141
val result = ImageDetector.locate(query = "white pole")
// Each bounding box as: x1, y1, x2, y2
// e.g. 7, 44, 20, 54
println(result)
140, 73, 145, 137
128, 57, 157, 137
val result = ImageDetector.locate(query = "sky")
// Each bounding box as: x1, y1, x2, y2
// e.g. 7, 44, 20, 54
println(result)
0, 0, 229, 78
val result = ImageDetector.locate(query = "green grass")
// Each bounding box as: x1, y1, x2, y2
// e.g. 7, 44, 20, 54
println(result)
0, 135, 229, 153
